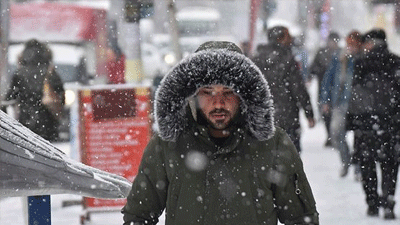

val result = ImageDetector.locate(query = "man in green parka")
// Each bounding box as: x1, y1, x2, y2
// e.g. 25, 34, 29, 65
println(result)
122, 41, 319, 225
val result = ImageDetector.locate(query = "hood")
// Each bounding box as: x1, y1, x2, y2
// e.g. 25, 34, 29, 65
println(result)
20, 39, 52, 66
155, 43, 275, 142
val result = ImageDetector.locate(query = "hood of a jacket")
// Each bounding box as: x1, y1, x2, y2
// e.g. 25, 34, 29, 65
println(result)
154, 41, 275, 142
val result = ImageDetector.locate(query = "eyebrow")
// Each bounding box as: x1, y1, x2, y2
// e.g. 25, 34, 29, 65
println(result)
200, 86, 233, 91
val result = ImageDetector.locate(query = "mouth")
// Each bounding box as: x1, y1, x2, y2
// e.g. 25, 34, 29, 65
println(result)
210, 113, 227, 120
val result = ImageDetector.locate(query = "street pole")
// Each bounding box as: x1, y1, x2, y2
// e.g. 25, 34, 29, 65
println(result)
123, 0, 144, 83
0, 0, 10, 102
166, 0, 182, 62
28, 196, 51, 225
249, 0, 262, 55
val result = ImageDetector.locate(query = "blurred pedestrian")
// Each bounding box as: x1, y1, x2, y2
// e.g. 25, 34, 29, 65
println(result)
293, 33, 310, 84
239, 40, 251, 57
253, 25, 315, 153
348, 28, 400, 219
321, 30, 362, 178
122, 41, 319, 225
5, 39, 65, 142
310, 32, 341, 147
106, 46, 126, 84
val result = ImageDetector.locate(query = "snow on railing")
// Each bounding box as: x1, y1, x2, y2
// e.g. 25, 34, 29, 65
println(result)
0, 110, 132, 224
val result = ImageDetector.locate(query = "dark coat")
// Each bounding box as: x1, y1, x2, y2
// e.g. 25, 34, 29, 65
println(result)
349, 43, 400, 164
122, 43, 319, 225
348, 44, 400, 131
6, 63, 65, 141
252, 43, 314, 130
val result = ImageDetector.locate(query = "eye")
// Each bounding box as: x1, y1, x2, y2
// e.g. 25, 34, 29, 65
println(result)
223, 91, 236, 98
198, 89, 213, 97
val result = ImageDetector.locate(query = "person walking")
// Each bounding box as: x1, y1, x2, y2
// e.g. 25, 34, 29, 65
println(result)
106, 46, 126, 84
310, 32, 341, 147
253, 26, 315, 153
5, 39, 65, 142
348, 28, 400, 219
320, 30, 362, 178
122, 41, 319, 225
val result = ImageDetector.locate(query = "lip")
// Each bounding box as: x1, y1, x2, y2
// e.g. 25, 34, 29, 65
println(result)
210, 113, 227, 120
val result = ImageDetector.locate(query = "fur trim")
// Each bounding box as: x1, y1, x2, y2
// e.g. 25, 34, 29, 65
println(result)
155, 49, 275, 141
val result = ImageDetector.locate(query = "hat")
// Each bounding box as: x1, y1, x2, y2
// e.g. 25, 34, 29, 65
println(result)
328, 32, 340, 42
363, 29, 386, 43
20, 39, 52, 65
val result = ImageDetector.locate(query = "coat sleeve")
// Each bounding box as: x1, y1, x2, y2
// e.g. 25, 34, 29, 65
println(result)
272, 129, 319, 225
122, 135, 168, 225
320, 54, 339, 105
287, 57, 314, 120
49, 70, 65, 105
309, 49, 326, 81
5, 72, 20, 101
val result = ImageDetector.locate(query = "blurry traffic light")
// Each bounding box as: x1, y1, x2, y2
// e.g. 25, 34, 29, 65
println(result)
140, 0, 154, 18
125, 0, 141, 23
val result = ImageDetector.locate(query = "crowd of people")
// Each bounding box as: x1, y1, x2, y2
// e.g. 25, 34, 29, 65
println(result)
254, 26, 400, 220
311, 28, 399, 219
2, 25, 399, 224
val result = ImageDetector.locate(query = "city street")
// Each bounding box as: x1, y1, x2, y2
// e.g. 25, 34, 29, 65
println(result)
1, 1, 400, 224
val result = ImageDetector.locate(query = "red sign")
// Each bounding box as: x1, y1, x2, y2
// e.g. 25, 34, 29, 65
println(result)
78, 86, 152, 209
10, 2, 108, 77
10, 2, 106, 43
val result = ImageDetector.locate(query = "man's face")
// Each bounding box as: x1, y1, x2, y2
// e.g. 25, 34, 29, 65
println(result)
362, 40, 374, 52
196, 85, 240, 131
346, 40, 360, 55
328, 39, 339, 49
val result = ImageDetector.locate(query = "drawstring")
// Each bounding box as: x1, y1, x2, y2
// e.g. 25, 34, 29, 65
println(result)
294, 173, 301, 195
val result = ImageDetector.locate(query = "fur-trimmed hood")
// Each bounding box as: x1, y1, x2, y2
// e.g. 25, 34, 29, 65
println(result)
155, 41, 275, 142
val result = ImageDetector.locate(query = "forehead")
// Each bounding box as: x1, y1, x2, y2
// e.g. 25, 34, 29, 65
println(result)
198, 85, 234, 92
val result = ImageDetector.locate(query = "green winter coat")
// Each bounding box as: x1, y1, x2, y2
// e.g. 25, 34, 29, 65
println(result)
122, 41, 319, 225
122, 125, 318, 225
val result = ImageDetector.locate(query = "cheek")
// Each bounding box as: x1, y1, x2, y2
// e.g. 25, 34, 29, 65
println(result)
226, 97, 240, 112
197, 97, 207, 108
197, 97, 211, 113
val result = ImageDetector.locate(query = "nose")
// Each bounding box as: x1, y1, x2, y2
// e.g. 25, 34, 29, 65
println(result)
213, 93, 225, 108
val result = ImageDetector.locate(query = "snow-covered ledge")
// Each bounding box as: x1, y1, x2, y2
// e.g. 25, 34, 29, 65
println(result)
0, 110, 131, 199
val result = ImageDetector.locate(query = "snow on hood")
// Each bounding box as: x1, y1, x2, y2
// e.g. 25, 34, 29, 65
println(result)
154, 44, 275, 142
